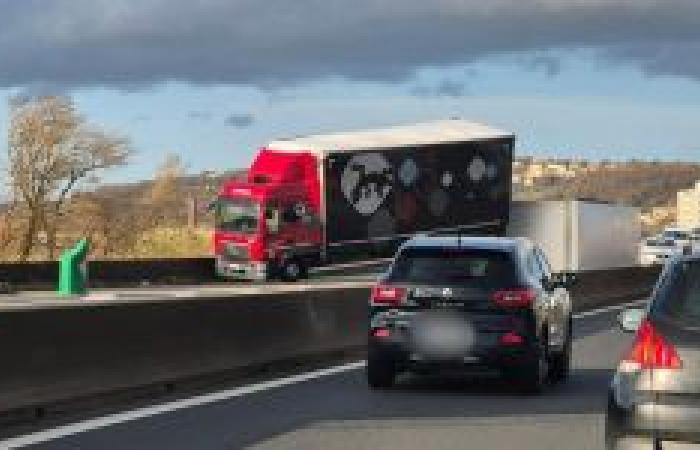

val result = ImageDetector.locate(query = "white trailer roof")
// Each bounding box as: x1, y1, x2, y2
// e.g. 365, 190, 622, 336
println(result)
266, 119, 513, 155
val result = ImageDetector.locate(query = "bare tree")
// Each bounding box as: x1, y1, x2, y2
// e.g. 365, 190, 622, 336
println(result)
145, 154, 185, 229
7, 96, 131, 260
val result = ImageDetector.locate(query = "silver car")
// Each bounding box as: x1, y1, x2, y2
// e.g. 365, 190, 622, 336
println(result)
606, 255, 700, 449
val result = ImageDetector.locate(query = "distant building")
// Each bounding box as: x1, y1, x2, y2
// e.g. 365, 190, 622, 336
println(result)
512, 158, 578, 187
640, 206, 676, 235
677, 180, 700, 229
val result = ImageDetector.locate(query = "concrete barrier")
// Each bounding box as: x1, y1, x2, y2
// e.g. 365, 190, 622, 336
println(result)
0, 265, 662, 422
0, 258, 216, 292
569, 265, 661, 312
0, 257, 389, 292
0, 285, 369, 420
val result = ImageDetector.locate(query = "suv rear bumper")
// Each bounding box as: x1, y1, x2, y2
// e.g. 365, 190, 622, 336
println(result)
368, 332, 538, 374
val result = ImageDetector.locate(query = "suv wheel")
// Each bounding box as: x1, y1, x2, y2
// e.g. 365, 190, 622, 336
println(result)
510, 336, 548, 394
367, 350, 396, 389
550, 321, 572, 383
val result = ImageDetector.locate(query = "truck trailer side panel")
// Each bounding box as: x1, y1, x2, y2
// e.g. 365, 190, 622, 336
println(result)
573, 201, 641, 271
507, 200, 641, 272
323, 138, 512, 245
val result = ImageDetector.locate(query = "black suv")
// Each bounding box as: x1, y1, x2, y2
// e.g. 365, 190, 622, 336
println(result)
367, 236, 575, 392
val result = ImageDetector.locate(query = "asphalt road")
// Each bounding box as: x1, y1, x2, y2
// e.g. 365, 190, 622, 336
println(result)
7, 304, 636, 450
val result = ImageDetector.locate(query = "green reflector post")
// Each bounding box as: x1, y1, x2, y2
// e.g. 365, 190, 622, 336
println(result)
58, 238, 90, 296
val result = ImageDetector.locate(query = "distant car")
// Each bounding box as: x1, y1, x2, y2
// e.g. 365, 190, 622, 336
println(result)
691, 230, 700, 255
639, 238, 681, 266
366, 236, 575, 393
660, 228, 693, 254
606, 255, 700, 449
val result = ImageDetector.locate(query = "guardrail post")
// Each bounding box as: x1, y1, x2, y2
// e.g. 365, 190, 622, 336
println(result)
58, 238, 90, 296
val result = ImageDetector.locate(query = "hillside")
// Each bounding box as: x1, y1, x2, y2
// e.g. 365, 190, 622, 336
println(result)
514, 161, 700, 208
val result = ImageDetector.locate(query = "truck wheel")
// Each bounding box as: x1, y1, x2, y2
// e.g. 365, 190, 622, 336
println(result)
367, 351, 396, 389
280, 259, 305, 282
550, 321, 572, 383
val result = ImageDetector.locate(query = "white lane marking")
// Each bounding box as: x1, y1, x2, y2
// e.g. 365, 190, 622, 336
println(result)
0, 361, 367, 449
1, 299, 645, 448
572, 299, 647, 320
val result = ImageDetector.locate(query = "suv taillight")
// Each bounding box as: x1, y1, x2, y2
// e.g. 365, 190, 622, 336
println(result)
370, 285, 407, 306
623, 319, 682, 370
492, 288, 537, 308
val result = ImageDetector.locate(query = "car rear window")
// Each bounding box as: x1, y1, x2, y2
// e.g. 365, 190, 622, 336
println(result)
386, 247, 517, 286
653, 260, 700, 324
646, 239, 674, 247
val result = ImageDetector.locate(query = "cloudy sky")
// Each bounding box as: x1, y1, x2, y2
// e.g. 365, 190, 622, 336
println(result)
1, 0, 700, 181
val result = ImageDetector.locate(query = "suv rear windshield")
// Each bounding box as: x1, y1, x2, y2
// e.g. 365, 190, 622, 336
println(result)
386, 247, 517, 287
653, 260, 700, 324
662, 230, 690, 241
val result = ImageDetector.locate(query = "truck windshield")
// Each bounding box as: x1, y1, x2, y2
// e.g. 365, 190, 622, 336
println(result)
215, 198, 260, 234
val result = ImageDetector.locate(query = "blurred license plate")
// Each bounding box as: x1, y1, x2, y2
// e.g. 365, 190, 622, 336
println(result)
411, 313, 475, 358
433, 300, 465, 309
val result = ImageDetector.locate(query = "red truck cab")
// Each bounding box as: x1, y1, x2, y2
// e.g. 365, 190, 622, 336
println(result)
214, 149, 322, 281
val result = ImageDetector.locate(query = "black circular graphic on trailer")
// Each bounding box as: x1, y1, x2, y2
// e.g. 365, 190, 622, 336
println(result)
341, 153, 394, 216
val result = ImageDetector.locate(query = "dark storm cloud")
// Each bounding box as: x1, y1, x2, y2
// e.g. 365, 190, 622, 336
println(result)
1, 0, 700, 89
411, 80, 467, 98
224, 113, 255, 128
520, 54, 563, 78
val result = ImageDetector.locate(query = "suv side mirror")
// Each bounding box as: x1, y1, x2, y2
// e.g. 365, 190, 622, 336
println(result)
541, 276, 555, 292
549, 272, 578, 289
617, 308, 645, 333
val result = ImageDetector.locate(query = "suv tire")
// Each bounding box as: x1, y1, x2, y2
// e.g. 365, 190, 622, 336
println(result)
367, 349, 396, 389
506, 336, 548, 394
550, 320, 572, 383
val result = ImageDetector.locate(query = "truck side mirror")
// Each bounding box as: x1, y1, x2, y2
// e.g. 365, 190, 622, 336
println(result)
265, 207, 280, 234
550, 271, 577, 289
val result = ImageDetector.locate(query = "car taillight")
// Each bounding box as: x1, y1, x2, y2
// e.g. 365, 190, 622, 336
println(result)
370, 285, 407, 306
623, 319, 682, 370
372, 328, 391, 338
499, 331, 525, 346
492, 288, 537, 308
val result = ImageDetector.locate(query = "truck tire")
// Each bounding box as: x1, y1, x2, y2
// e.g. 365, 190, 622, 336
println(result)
280, 259, 305, 282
